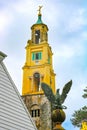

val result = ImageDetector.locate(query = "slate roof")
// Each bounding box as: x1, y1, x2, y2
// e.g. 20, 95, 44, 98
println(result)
0, 51, 37, 130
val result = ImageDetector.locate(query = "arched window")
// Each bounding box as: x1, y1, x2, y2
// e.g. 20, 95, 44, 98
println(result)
31, 105, 40, 117
33, 73, 40, 92
35, 30, 40, 44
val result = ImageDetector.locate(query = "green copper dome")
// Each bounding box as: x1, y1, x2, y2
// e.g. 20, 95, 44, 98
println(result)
31, 6, 48, 30
36, 14, 43, 24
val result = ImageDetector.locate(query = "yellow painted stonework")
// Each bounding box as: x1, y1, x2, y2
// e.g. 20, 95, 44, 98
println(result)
80, 121, 87, 130
22, 12, 56, 95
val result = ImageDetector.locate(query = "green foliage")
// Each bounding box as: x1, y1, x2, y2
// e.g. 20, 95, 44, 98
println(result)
71, 86, 87, 128
71, 106, 87, 127
82, 86, 87, 98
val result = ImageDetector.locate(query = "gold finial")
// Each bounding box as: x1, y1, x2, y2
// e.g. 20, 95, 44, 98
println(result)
38, 6, 43, 15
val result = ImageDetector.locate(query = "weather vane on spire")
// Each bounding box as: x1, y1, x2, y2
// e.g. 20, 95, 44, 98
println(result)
38, 6, 43, 15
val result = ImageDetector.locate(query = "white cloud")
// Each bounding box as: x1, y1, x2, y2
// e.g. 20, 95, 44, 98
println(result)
54, 43, 85, 60
12, 1, 36, 14
0, 10, 14, 33
66, 8, 86, 32
4, 55, 23, 94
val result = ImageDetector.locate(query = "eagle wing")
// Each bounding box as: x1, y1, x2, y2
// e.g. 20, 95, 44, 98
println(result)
61, 80, 72, 104
41, 82, 55, 104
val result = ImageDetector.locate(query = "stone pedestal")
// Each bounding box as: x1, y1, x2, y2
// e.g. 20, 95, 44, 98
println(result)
52, 109, 66, 130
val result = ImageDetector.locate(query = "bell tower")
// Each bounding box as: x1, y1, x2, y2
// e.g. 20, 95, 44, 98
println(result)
22, 6, 55, 95
22, 6, 56, 130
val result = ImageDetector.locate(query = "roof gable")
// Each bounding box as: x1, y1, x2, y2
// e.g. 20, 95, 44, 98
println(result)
0, 52, 37, 130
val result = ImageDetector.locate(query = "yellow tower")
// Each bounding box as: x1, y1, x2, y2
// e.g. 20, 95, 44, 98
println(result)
22, 6, 56, 95
80, 120, 87, 130
22, 6, 56, 130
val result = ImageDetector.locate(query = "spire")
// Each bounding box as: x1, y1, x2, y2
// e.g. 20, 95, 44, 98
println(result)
36, 6, 43, 24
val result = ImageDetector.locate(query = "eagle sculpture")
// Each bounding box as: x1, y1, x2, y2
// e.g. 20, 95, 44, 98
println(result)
41, 80, 72, 109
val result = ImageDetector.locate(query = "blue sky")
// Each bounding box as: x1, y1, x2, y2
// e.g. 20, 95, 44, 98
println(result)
0, 0, 87, 130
